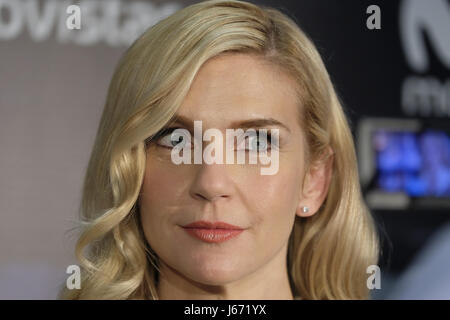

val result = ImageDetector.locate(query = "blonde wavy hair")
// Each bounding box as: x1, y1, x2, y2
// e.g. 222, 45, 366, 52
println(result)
59, 0, 379, 300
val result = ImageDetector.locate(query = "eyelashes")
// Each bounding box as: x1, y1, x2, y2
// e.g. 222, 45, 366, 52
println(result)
240, 131, 274, 152
152, 127, 185, 148
145, 127, 181, 148
146, 127, 278, 151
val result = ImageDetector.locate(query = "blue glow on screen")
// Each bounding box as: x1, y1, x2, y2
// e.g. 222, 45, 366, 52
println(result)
373, 130, 450, 197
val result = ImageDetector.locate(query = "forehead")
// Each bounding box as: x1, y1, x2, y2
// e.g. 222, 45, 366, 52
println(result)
177, 53, 301, 130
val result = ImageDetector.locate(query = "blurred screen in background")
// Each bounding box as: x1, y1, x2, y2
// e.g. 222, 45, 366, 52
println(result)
374, 130, 450, 197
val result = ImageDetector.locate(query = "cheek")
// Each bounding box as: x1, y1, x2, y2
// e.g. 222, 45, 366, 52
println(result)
140, 151, 185, 206
241, 165, 301, 243
140, 172, 165, 218
249, 158, 302, 215
138, 156, 185, 237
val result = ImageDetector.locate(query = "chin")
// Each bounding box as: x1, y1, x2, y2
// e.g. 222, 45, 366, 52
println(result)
186, 260, 247, 286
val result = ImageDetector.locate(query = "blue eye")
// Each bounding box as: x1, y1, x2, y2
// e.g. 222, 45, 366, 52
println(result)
248, 133, 271, 151
236, 131, 273, 152
155, 127, 191, 149
145, 128, 279, 151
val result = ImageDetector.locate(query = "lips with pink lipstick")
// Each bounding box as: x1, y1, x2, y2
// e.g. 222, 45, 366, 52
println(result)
181, 220, 245, 243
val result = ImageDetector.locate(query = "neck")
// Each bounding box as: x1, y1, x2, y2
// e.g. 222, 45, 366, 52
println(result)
156, 243, 294, 300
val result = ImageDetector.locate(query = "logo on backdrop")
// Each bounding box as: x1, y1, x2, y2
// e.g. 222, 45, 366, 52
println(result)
399, 0, 450, 117
0, 0, 181, 46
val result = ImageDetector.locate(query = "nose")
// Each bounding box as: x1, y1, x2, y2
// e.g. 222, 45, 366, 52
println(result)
189, 162, 234, 202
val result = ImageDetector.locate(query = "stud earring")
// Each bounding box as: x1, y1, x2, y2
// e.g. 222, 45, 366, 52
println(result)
302, 206, 309, 213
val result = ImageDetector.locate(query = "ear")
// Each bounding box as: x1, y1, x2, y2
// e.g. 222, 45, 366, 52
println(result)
296, 147, 334, 218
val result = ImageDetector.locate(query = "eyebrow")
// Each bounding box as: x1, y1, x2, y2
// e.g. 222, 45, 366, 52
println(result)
167, 115, 292, 133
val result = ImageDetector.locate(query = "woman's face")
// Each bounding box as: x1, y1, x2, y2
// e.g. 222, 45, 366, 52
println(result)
139, 53, 309, 288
